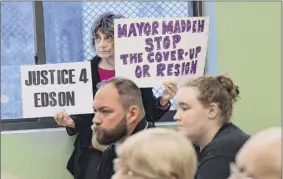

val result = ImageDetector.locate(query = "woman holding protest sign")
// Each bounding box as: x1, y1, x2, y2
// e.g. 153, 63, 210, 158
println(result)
54, 12, 177, 179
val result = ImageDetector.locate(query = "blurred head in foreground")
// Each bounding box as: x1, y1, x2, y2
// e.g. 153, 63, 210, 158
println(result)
229, 127, 282, 179
112, 128, 197, 179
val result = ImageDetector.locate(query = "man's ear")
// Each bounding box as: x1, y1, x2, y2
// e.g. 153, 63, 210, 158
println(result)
126, 106, 139, 124
207, 103, 219, 120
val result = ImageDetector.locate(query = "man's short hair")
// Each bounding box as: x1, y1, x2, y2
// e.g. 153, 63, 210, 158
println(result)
97, 77, 145, 115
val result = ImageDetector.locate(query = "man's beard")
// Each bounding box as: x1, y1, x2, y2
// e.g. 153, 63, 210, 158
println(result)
94, 116, 128, 145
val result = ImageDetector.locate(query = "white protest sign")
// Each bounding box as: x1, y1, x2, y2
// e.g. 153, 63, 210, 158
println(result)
114, 17, 209, 88
20, 61, 93, 118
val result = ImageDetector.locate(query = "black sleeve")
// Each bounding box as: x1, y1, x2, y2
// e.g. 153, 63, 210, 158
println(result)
68, 113, 94, 134
196, 157, 232, 179
140, 88, 171, 122
65, 126, 77, 136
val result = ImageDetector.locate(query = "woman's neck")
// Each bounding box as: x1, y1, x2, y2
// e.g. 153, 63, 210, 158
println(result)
99, 57, 115, 70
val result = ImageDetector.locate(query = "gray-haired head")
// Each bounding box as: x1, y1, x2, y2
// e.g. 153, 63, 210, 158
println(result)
91, 12, 124, 46
97, 77, 145, 117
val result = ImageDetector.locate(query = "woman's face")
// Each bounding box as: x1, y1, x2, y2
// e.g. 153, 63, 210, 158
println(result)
174, 86, 210, 143
94, 28, 115, 60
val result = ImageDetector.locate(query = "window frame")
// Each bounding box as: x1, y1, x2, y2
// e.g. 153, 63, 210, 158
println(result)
1, 1, 204, 131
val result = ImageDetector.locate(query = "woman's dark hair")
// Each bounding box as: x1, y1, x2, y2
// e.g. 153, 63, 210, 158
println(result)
91, 12, 124, 46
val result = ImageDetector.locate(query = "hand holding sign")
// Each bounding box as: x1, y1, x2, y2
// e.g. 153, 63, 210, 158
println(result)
54, 110, 75, 128
160, 81, 178, 106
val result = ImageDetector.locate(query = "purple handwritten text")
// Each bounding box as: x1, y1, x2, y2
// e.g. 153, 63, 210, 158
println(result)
135, 65, 151, 78
189, 46, 201, 60
156, 60, 198, 77
147, 49, 184, 63
117, 21, 159, 38
145, 35, 181, 52
162, 19, 205, 35
120, 53, 143, 65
